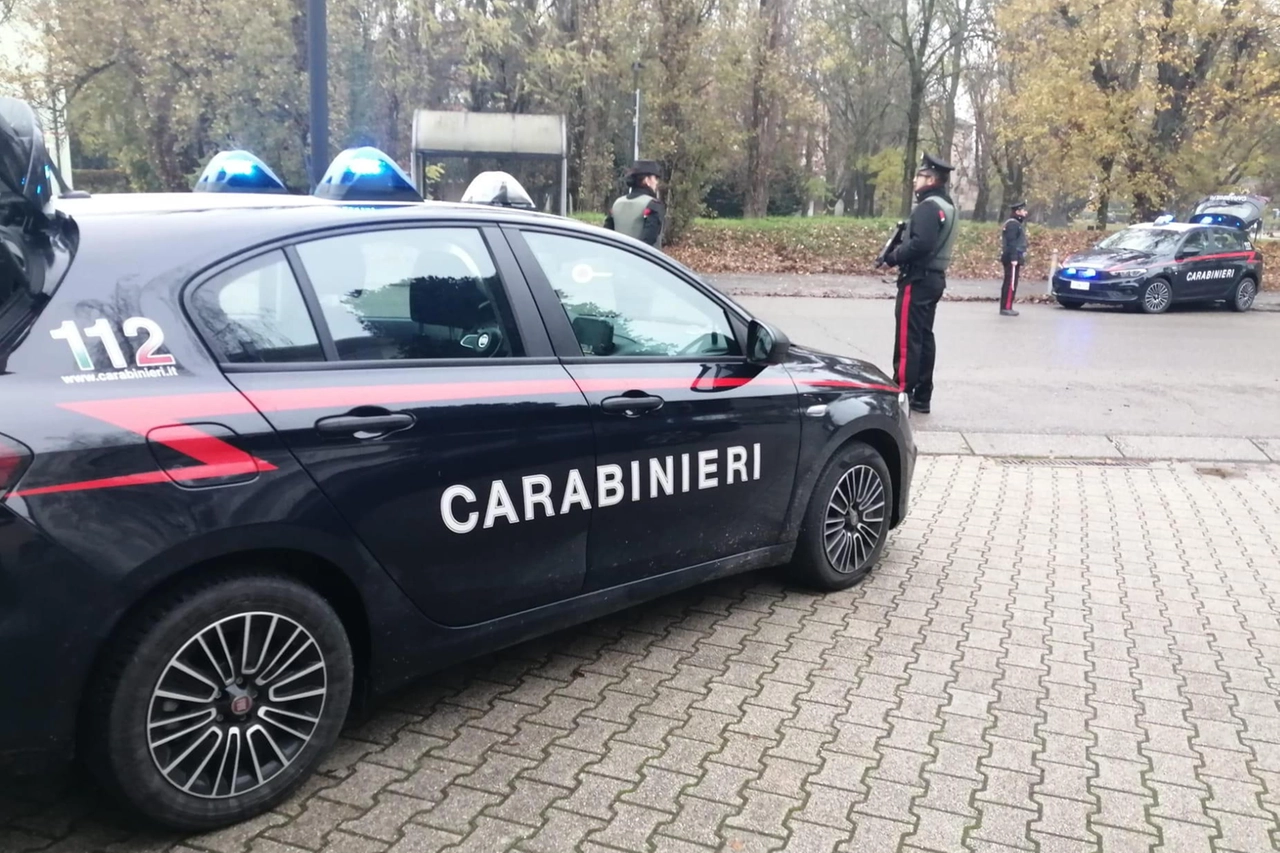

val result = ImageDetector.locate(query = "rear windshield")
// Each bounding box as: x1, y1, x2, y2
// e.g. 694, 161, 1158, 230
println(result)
1195, 199, 1261, 220
1097, 227, 1184, 254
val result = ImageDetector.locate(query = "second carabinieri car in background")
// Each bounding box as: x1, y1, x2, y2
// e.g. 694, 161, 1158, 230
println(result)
1051, 221, 1263, 314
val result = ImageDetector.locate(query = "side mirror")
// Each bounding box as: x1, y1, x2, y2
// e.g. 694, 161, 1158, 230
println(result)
1177, 247, 1201, 259
746, 318, 790, 365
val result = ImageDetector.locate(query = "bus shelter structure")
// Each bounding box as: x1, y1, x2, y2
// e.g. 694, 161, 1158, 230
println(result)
410, 110, 568, 215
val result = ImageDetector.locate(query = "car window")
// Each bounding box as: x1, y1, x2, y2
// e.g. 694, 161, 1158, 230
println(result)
1098, 227, 1184, 254
295, 228, 521, 361
521, 231, 740, 358
189, 250, 323, 364
1213, 229, 1246, 251
1181, 231, 1209, 253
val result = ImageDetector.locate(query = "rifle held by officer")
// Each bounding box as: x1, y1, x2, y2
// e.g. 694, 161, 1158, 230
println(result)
875, 220, 906, 269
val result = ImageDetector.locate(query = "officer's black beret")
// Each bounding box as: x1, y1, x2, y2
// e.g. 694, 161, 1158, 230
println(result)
919, 152, 954, 173
628, 160, 663, 178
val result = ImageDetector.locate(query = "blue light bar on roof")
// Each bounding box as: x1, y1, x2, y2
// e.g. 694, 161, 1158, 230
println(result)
313, 147, 423, 202
193, 150, 289, 194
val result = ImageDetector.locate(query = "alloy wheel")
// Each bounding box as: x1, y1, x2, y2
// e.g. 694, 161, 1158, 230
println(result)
1237, 279, 1257, 311
823, 465, 888, 574
147, 612, 328, 798
1143, 280, 1172, 313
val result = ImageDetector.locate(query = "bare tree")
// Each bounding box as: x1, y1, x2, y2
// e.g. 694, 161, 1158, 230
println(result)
851, 0, 965, 216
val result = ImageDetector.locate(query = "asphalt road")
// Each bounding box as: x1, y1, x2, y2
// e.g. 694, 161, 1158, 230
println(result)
733, 297, 1280, 439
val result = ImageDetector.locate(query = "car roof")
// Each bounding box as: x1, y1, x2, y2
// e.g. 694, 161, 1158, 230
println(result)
55, 192, 375, 215
1125, 222, 1203, 232
54, 191, 601, 250
49, 191, 636, 294
55, 191, 573, 220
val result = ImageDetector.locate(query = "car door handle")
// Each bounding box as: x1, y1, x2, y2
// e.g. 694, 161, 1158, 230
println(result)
315, 411, 415, 438
600, 394, 665, 417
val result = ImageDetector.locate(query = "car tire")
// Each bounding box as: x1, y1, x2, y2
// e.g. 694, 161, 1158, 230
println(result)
1056, 298, 1085, 309
84, 572, 354, 831
790, 442, 893, 591
1230, 277, 1258, 312
1139, 278, 1173, 314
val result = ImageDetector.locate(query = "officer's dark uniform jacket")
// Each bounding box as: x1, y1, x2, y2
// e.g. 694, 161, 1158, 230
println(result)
605, 189, 666, 248
889, 187, 958, 278
1001, 215, 1028, 263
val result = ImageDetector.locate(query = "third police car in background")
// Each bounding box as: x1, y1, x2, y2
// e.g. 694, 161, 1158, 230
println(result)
0, 98, 916, 830
1052, 220, 1263, 313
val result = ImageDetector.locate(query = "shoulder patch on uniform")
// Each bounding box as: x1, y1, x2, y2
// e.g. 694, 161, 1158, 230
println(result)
938, 209, 946, 222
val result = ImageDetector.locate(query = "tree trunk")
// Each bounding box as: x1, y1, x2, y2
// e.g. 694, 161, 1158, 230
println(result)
147, 89, 186, 191
941, 29, 965, 158
900, 73, 924, 218
998, 149, 1024, 221
744, 82, 770, 216
744, 0, 786, 218
1096, 155, 1114, 227
971, 97, 991, 221
804, 124, 816, 213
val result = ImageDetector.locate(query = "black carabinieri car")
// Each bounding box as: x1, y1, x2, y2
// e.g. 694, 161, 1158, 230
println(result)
1051, 221, 1263, 313
0, 98, 916, 829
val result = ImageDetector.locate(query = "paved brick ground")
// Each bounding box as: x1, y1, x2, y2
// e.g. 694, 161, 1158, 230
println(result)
4, 455, 1280, 853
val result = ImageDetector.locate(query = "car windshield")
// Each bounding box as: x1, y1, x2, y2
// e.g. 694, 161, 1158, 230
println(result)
1096, 227, 1184, 254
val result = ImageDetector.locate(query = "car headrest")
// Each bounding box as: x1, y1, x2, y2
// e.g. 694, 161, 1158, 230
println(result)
571, 315, 614, 355
408, 251, 490, 328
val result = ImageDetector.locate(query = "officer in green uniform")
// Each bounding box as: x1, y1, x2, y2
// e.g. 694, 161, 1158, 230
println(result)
604, 160, 666, 249
883, 152, 959, 414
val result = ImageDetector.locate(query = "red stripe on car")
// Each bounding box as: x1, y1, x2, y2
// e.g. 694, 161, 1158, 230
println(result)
17, 374, 895, 498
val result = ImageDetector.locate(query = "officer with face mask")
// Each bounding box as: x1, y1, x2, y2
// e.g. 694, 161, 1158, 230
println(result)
1000, 201, 1029, 316
882, 152, 958, 415
604, 160, 666, 249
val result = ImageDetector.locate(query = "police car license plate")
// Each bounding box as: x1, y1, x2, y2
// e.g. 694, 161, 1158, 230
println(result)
1069, 281, 1090, 290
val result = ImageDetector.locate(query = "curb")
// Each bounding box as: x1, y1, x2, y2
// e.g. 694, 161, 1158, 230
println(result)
716, 287, 1280, 310
914, 431, 1280, 464
709, 276, 1280, 311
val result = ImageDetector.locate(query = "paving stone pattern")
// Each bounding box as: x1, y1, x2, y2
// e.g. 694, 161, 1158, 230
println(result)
4, 456, 1280, 853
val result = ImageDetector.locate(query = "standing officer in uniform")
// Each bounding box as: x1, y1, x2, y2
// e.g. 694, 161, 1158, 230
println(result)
604, 160, 667, 249
883, 152, 958, 415
1000, 201, 1029, 316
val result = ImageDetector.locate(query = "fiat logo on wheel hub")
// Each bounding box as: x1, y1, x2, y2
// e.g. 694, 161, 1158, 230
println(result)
230, 695, 253, 715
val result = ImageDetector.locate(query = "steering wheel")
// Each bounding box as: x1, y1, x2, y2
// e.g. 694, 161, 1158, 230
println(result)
676, 331, 723, 356
606, 330, 639, 352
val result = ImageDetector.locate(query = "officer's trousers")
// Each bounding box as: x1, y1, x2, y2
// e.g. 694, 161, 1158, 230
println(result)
893, 272, 945, 404
1000, 259, 1021, 310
